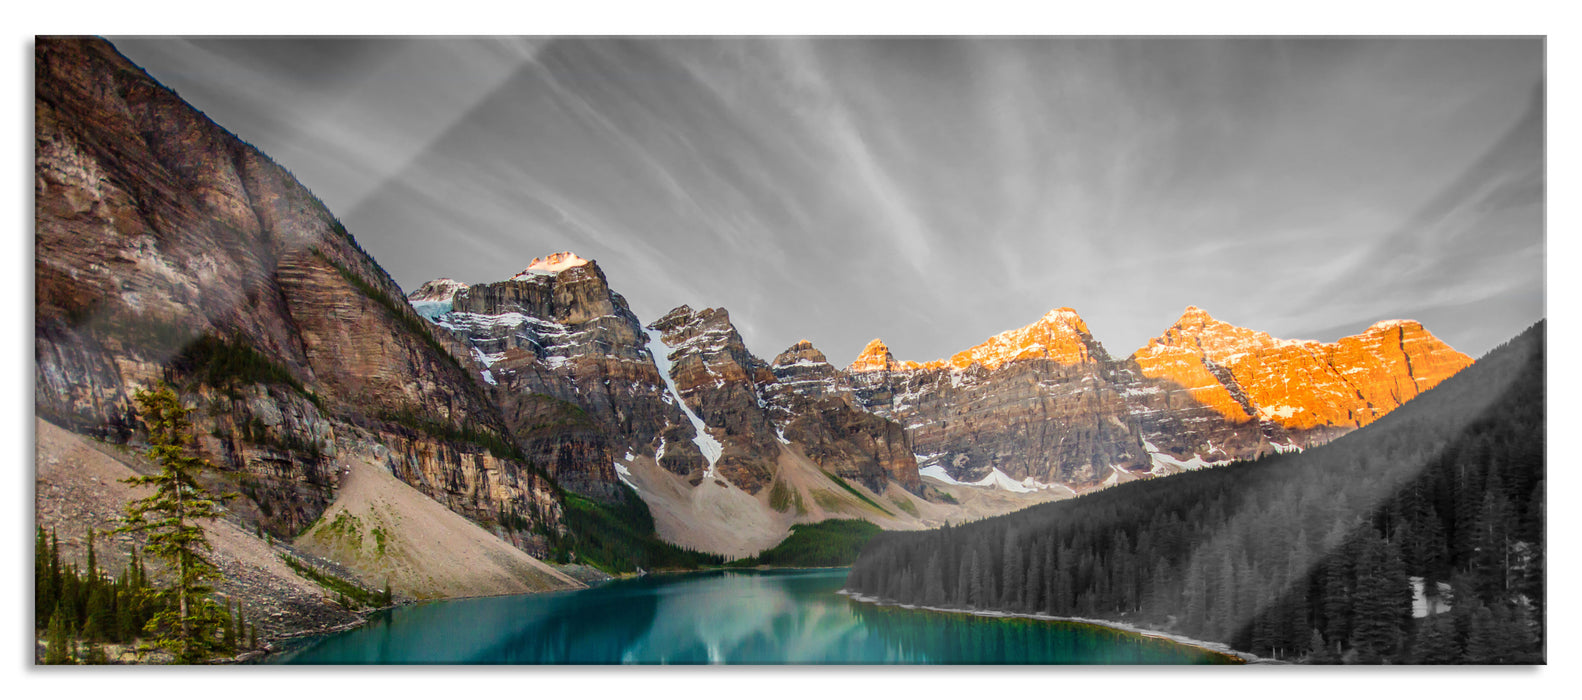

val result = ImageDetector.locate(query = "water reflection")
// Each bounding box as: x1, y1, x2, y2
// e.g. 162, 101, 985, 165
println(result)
274, 569, 1233, 665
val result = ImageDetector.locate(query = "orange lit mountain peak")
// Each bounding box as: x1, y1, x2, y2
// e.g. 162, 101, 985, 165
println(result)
848, 338, 902, 373
1131, 310, 1472, 430
944, 307, 1108, 370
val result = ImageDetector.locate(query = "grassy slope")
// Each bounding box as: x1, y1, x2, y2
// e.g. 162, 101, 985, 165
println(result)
730, 519, 883, 568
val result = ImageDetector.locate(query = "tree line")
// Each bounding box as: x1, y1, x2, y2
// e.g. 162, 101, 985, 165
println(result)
847, 322, 1545, 664
34, 526, 259, 664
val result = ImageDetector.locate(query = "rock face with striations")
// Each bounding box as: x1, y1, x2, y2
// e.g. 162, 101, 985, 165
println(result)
34, 37, 563, 550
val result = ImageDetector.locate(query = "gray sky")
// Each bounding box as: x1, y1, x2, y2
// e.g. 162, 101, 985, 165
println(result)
110, 36, 1543, 364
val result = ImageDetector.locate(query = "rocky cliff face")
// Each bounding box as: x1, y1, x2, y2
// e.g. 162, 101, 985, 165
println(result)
647, 306, 782, 491
760, 340, 920, 494
415, 255, 697, 499
34, 37, 562, 549
845, 338, 1157, 489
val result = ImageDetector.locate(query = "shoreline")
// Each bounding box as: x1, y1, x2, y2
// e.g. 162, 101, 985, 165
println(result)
838, 589, 1274, 665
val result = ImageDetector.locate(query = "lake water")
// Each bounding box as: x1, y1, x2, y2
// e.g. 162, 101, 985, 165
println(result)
271, 568, 1235, 664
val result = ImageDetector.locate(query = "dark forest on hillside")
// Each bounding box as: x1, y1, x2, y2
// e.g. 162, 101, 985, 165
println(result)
847, 322, 1545, 664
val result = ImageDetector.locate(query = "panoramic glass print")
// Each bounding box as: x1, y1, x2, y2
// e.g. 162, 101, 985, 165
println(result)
34, 35, 1543, 665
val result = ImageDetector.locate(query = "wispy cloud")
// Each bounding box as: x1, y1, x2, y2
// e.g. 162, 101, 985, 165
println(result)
112, 37, 1543, 362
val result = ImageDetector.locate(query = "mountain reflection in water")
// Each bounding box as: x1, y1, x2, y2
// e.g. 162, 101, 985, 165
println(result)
273, 569, 1234, 665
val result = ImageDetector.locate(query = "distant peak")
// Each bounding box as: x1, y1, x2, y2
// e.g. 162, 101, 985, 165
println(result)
408, 278, 470, 302
512, 251, 590, 279
848, 338, 900, 373
931, 307, 1106, 370
774, 339, 829, 367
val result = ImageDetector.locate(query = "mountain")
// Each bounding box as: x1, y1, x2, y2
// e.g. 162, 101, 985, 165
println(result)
412, 252, 685, 500
1133, 307, 1473, 432
837, 305, 1470, 491
34, 37, 570, 583
846, 321, 1544, 663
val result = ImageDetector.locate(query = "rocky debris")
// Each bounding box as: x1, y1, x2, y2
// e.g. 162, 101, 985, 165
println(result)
292, 455, 583, 600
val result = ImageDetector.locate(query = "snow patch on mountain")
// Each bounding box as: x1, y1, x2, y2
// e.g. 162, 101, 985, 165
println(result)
645, 327, 723, 477
410, 299, 453, 321
613, 462, 640, 493
512, 252, 590, 279
918, 464, 964, 485
1142, 438, 1232, 474
974, 468, 1036, 493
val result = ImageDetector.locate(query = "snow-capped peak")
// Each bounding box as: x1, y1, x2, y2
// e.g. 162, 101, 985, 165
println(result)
512, 252, 590, 279
408, 278, 470, 320
408, 278, 469, 302
1041, 307, 1085, 325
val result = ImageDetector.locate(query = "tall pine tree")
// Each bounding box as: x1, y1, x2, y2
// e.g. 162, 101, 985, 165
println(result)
114, 383, 231, 663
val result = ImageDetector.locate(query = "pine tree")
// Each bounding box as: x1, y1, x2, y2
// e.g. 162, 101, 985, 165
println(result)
967, 549, 982, 608
85, 528, 98, 581
114, 383, 231, 663
1410, 614, 1461, 664
1464, 603, 1500, 664
44, 602, 74, 665
83, 578, 113, 641
83, 638, 108, 665
35, 526, 56, 630
1305, 629, 1339, 664
222, 597, 236, 650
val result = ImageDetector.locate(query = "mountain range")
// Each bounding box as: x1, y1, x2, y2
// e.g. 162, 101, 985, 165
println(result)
410, 256, 1470, 506
35, 37, 1474, 599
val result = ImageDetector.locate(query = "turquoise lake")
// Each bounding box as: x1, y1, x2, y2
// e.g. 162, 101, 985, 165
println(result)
271, 568, 1236, 665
